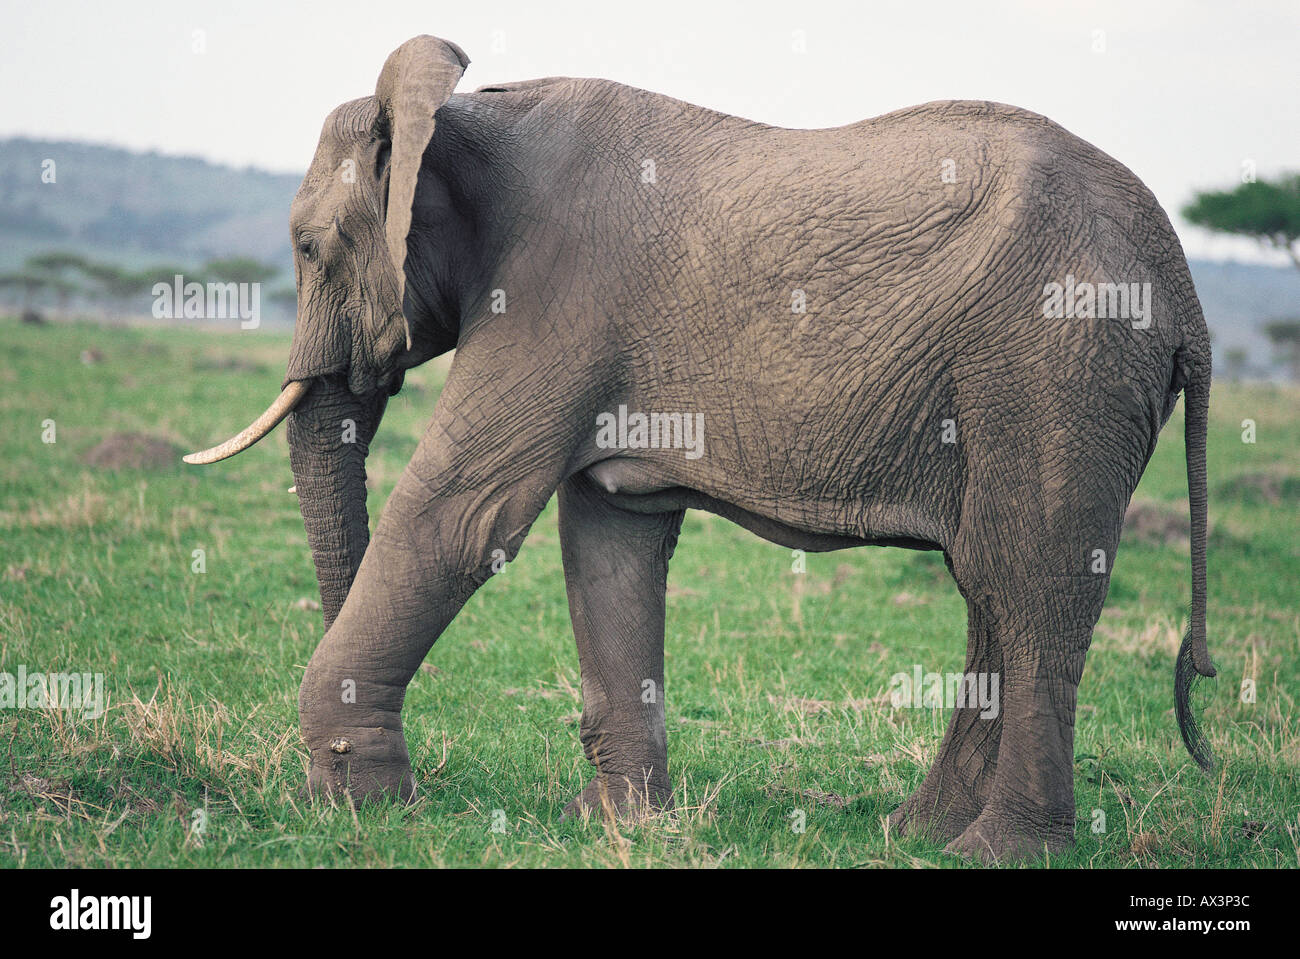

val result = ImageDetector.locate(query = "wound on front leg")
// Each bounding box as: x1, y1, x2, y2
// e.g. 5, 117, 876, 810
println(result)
299, 654, 414, 803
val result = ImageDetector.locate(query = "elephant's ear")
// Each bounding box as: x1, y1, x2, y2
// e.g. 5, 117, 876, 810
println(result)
374, 35, 469, 327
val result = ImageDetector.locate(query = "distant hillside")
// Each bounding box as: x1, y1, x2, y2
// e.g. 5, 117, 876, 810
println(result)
1, 136, 1297, 376
1187, 259, 1300, 379
0, 137, 299, 275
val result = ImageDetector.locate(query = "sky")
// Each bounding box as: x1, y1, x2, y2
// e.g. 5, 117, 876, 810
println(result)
1, 0, 1296, 263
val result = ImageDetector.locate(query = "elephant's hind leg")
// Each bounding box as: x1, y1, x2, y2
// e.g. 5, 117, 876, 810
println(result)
557, 473, 684, 820
939, 519, 1115, 862
890, 591, 1003, 842
942, 580, 1100, 862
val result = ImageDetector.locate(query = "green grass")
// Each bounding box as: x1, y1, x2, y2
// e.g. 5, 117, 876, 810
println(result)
1, 317, 1297, 868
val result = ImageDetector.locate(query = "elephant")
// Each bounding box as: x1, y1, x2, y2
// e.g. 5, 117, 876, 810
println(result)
186, 34, 1216, 862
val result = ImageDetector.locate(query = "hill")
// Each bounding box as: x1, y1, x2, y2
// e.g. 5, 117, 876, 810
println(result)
0, 137, 299, 275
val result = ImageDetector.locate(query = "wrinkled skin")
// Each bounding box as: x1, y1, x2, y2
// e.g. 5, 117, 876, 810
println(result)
234, 36, 1216, 863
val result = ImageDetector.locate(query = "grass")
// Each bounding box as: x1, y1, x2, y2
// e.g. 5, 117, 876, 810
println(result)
1, 316, 1297, 868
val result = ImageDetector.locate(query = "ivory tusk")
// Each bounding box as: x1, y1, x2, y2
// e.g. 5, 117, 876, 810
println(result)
183, 380, 311, 465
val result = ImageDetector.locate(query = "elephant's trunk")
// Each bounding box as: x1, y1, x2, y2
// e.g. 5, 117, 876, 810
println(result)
286, 374, 386, 629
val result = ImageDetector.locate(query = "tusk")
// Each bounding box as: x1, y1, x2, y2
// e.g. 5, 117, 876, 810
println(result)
183, 380, 311, 465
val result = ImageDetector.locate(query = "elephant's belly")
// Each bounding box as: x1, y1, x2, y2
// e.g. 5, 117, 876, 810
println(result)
582, 458, 944, 554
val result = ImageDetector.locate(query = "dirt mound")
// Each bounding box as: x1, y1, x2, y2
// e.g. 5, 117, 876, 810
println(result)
81, 433, 181, 470
1122, 501, 1189, 547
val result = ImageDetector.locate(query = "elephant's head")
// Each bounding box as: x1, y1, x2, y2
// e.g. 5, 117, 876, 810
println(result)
185, 35, 470, 627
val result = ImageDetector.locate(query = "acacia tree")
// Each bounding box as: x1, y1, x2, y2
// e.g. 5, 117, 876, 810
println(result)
1183, 173, 1300, 269
0, 270, 49, 310
0, 253, 86, 316
1263, 320, 1300, 382
76, 261, 154, 317
24, 252, 89, 313
203, 257, 278, 285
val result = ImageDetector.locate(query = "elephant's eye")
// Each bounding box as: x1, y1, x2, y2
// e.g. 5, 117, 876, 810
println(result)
297, 236, 317, 261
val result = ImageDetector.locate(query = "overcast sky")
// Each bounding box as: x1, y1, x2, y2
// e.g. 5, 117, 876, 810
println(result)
2, 0, 1296, 263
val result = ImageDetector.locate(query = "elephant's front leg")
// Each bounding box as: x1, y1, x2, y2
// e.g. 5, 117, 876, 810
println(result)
298, 432, 557, 803
558, 474, 684, 819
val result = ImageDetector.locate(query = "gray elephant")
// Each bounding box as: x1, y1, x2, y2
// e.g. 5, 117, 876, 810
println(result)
187, 35, 1215, 862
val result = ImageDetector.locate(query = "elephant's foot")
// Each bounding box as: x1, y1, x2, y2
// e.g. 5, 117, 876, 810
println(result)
561, 773, 673, 821
942, 804, 1074, 863
888, 779, 986, 843
302, 723, 416, 804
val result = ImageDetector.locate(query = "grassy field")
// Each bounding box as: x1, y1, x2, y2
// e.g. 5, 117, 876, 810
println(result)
1, 316, 1297, 868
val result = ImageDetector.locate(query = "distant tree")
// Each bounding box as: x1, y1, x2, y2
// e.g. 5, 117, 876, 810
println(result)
1262, 320, 1300, 382
76, 261, 153, 316
23, 251, 88, 312
5, 251, 282, 319
39, 275, 81, 312
203, 257, 278, 285
1223, 347, 1249, 383
1183, 173, 1300, 269
0, 270, 75, 323
141, 264, 201, 286
25, 251, 92, 275
0, 270, 49, 308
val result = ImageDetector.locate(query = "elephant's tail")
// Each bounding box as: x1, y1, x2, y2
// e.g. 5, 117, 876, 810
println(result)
1174, 340, 1215, 771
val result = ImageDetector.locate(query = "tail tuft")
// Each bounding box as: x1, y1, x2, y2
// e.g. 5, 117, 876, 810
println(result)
1175, 625, 1215, 772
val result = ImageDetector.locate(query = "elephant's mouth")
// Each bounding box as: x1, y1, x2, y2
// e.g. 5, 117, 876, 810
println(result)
183, 379, 313, 465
